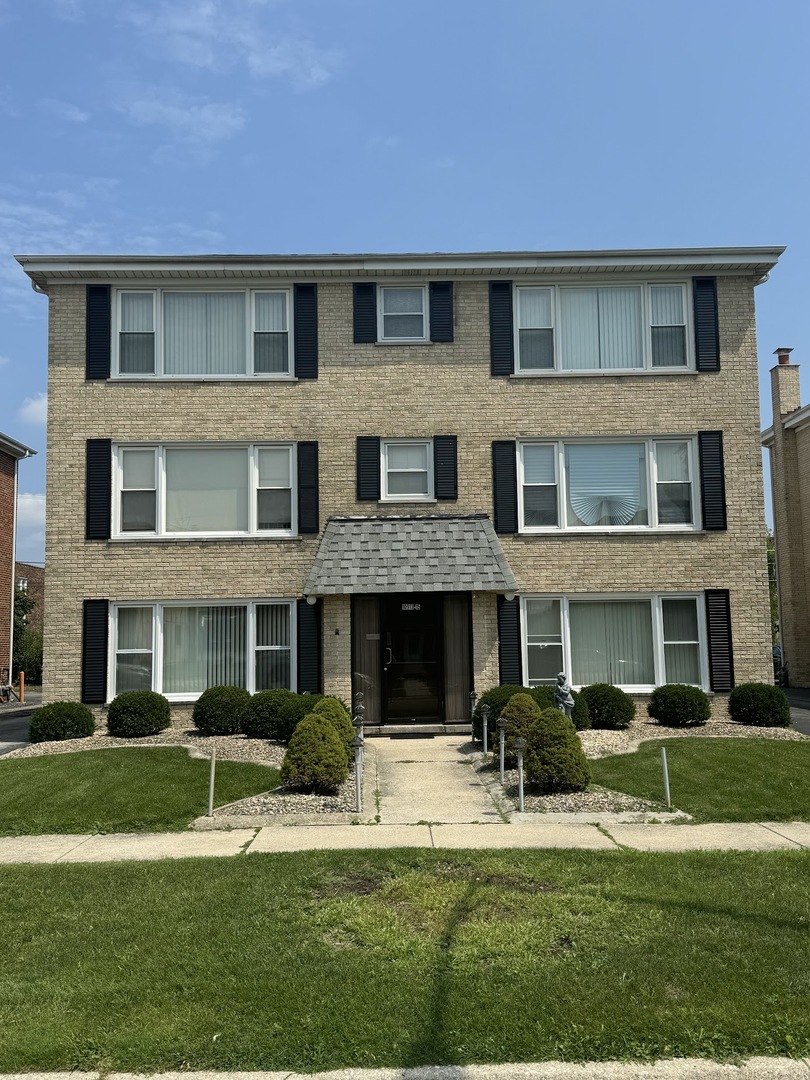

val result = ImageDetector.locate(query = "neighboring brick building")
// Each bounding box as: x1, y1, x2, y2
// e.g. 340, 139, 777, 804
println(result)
17, 248, 781, 725
762, 350, 810, 687
15, 561, 45, 635
0, 433, 37, 679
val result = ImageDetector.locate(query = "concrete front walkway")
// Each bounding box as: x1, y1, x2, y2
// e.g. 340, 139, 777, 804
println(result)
1, 820, 809, 863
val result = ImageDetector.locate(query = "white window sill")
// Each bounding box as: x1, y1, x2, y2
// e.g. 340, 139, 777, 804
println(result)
105, 375, 299, 383
517, 528, 704, 537
374, 340, 433, 347
377, 499, 438, 506
509, 368, 697, 379
108, 534, 304, 544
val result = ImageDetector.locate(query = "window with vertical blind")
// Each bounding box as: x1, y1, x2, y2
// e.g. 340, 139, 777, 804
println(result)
112, 443, 295, 537
518, 438, 697, 532
514, 283, 691, 372
114, 289, 292, 377
110, 600, 295, 699
522, 594, 707, 691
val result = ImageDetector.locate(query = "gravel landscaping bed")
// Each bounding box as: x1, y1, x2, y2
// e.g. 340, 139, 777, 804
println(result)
500, 770, 659, 813
580, 719, 808, 759
213, 781, 358, 816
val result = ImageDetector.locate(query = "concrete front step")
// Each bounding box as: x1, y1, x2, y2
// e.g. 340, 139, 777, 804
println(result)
364, 723, 471, 737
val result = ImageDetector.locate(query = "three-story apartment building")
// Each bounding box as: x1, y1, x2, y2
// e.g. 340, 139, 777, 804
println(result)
17, 247, 781, 727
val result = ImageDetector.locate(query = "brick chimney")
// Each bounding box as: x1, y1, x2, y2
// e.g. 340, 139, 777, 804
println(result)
771, 347, 801, 418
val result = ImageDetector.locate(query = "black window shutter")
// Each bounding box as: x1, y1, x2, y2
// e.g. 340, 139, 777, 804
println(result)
293, 284, 318, 379
353, 283, 377, 343
492, 440, 518, 534
356, 436, 381, 501
297, 441, 319, 534
698, 431, 727, 531
429, 282, 454, 343
86, 285, 111, 380
433, 435, 458, 501
86, 439, 112, 540
693, 277, 720, 372
297, 597, 322, 694
497, 595, 522, 685
489, 281, 514, 376
705, 589, 735, 691
82, 598, 109, 704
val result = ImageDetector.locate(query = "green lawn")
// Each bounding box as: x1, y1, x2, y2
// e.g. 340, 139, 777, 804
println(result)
1, 849, 809, 1070
0, 748, 280, 834
591, 738, 810, 822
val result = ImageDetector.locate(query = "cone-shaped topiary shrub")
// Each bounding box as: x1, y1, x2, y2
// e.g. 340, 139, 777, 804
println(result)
647, 684, 711, 727
280, 712, 349, 793
241, 689, 297, 740
529, 686, 591, 731
29, 701, 95, 744
107, 690, 171, 737
498, 692, 543, 767
524, 707, 591, 793
579, 683, 636, 729
311, 697, 353, 762
192, 685, 250, 735
728, 683, 792, 727
273, 692, 324, 744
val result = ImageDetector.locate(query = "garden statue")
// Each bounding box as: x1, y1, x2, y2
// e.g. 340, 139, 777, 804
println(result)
554, 672, 575, 719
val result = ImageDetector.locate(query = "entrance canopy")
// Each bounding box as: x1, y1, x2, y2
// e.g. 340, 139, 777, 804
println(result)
304, 514, 518, 597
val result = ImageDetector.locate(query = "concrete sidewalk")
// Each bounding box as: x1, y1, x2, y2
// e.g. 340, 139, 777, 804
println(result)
4, 1058, 810, 1078
2, 819, 809, 863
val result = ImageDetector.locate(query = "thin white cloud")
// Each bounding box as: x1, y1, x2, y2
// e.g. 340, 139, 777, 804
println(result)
16, 492, 45, 564
40, 98, 89, 124
0, 355, 9, 367
122, 1, 339, 90
119, 88, 246, 145
19, 393, 47, 426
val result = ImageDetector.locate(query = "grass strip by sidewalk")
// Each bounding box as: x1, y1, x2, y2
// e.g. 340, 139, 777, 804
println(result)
1, 848, 809, 1071
0, 747, 280, 834
589, 738, 810, 822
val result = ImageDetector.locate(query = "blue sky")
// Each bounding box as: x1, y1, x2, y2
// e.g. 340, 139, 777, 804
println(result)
1, 0, 808, 562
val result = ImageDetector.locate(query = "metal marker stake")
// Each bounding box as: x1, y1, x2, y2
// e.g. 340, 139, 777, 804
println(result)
482, 704, 490, 756
207, 748, 217, 817
514, 737, 526, 813
352, 735, 364, 813
661, 746, 671, 809
498, 718, 506, 785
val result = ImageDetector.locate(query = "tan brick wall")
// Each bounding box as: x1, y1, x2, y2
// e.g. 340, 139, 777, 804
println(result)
44, 275, 773, 704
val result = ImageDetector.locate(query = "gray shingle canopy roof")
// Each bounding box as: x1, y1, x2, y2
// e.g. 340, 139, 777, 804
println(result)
304, 514, 518, 596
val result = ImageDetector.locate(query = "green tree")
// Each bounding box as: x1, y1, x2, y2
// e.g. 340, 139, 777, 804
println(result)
12, 588, 42, 684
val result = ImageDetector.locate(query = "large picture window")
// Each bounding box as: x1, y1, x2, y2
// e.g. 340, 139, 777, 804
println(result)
514, 283, 690, 373
113, 443, 295, 537
111, 600, 295, 700
518, 438, 696, 532
115, 289, 291, 377
522, 594, 706, 691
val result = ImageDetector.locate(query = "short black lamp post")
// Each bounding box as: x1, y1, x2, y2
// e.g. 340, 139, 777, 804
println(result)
497, 716, 507, 784
481, 703, 491, 756
469, 690, 478, 722
513, 737, 526, 813
351, 734, 364, 813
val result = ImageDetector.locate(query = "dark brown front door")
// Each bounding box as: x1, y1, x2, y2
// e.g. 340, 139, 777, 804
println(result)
381, 594, 444, 723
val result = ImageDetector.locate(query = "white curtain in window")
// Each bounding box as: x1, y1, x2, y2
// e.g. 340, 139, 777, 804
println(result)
165, 448, 249, 532
523, 444, 555, 484
122, 449, 155, 490
570, 600, 654, 685
651, 286, 684, 326
560, 289, 599, 369
566, 443, 647, 526
121, 294, 153, 331
118, 607, 152, 650
163, 605, 246, 694
656, 442, 689, 482
256, 603, 290, 647
164, 293, 246, 375
518, 288, 552, 328
525, 597, 563, 684
258, 447, 291, 488
388, 444, 428, 471
254, 293, 287, 331
599, 287, 643, 369
662, 597, 700, 683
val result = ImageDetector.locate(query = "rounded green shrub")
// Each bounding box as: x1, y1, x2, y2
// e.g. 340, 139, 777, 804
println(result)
499, 692, 543, 767
647, 684, 711, 727
472, 685, 532, 743
192, 685, 250, 735
728, 683, 791, 728
311, 697, 354, 761
524, 707, 591, 793
241, 689, 297, 740
529, 685, 591, 731
274, 692, 324, 744
107, 690, 171, 737
579, 683, 636, 730
29, 701, 95, 744
280, 713, 349, 793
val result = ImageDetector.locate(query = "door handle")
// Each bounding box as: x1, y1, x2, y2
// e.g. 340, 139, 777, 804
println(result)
385, 647, 393, 665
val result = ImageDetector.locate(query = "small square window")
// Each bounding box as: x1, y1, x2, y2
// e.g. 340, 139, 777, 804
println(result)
380, 287, 427, 341
382, 440, 433, 500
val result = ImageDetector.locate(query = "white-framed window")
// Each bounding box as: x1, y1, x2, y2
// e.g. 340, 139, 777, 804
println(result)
112, 443, 296, 538
114, 288, 292, 378
514, 282, 692, 373
381, 439, 434, 500
518, 438, 697, 532
521, 593, 707, 692
110, 600, 296, 701
378, 286, 428, 342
